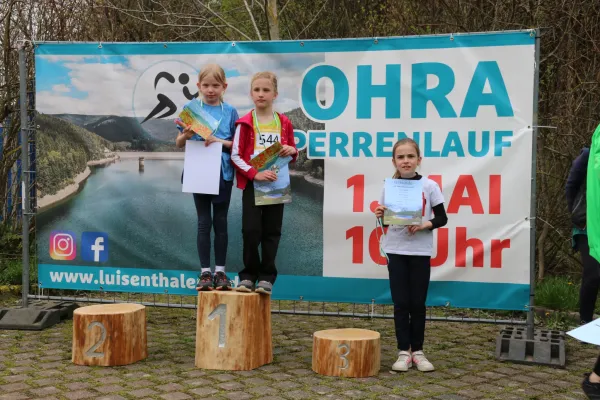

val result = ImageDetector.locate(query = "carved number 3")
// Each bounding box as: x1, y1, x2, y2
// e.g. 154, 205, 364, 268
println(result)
85, 321, 107, 358
208, 304, 227, 348
338, 343, 350, 370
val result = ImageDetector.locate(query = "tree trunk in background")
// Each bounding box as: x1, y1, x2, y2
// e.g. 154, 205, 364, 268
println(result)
266, 0, 279, 40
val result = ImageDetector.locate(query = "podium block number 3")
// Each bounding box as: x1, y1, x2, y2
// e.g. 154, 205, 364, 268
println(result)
208, 304, 227, 348
85, 321, 107, 358
338, 343, 350, 370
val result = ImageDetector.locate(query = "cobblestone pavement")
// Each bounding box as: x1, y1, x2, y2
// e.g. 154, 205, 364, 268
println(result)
0, 297, 597, 400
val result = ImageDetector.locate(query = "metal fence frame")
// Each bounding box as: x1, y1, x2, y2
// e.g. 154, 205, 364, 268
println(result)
17, 31, 542, 329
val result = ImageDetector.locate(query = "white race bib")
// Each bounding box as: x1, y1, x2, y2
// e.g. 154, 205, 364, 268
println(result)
256, 132, 281, 149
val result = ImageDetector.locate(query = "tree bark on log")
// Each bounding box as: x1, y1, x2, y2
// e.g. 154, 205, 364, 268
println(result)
195, 291, 272, 370
72, 303, 147, 366
312, 328, 380, 377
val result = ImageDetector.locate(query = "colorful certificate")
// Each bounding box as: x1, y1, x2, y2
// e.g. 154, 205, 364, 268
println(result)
176, 101, 219, 140
383, 178, 423, 225
251, 142, 292, 206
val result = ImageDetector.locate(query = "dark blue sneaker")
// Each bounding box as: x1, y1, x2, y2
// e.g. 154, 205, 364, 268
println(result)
213, 271, 231, 290
196, 271, 213, 291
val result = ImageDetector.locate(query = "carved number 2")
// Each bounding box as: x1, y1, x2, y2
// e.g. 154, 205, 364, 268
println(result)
85, 321, 107, 358
338, 343, 350, 370
208, 304, 227, 348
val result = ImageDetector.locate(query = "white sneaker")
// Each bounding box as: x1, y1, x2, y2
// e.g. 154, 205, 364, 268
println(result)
392, 351, 412, 372
412, 350, 435, 372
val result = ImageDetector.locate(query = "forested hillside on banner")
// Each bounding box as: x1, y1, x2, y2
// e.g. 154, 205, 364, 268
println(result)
36, 114, 115, 197
1, 0, 599, 282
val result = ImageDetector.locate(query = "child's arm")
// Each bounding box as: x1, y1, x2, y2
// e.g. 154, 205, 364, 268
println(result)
428, 203, 448, 230
231, 125, 257, 179
231, 125, 276, 182
205, 135, 232, 149
175, 122, 195, 148
408, 182, 446, 234
426, 182, 448, 230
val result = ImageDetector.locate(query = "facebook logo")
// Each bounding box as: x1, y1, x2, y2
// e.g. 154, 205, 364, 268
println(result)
81, 232, 109, 262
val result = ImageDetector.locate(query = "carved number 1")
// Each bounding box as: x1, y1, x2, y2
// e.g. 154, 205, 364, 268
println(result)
338, 343, 350, 370
208, 304, 227, 348
85, 321, 107, 358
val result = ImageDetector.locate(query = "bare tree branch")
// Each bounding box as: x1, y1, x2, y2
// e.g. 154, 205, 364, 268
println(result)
193, 0, 252, 40
243, 0, 262, 40
279, 0, 292, 17
295, 0, 327, 39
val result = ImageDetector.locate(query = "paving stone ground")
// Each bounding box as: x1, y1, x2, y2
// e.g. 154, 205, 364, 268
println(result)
0, 296, 597, 400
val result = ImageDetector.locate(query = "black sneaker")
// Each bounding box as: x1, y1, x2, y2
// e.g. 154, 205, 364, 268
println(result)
213, 271, 231, 290
582, 373, 600, 399
196, 271, 213, 291
236, 280, 254, 292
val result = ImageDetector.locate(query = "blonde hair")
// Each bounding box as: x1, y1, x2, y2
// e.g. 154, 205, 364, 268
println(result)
251, 71, 278, 93
392, 138, 421, 179
198, 64, 227, 100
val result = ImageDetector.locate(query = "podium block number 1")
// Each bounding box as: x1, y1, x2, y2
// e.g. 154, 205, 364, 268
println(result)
208, 304, 227, 348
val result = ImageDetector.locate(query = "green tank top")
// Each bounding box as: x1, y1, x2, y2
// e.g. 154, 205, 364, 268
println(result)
586, 123, 600, 262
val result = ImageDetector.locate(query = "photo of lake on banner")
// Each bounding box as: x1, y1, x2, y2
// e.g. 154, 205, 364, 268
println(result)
35, 108, 325, 277
37, 156, 324, 276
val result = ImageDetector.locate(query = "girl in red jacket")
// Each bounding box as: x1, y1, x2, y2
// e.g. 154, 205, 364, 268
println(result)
231, 71, 297, 295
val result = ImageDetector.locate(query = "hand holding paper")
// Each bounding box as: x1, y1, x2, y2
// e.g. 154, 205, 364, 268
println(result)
279, 145, 296, 157
255, 170, 278, 181
176, 100, 220, 140
175, 120, 196, 140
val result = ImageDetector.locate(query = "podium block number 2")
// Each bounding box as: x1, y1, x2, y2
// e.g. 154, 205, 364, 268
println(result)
85, 321, 107, 358
208, 304, 227, 348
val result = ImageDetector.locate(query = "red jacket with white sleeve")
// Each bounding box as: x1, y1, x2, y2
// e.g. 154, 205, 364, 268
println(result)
231, 111, 298, 190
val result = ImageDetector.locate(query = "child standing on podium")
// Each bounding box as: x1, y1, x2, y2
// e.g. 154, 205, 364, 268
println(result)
231, 71, 297, 295
374, 138, 448, 372
176, 64, 239, 292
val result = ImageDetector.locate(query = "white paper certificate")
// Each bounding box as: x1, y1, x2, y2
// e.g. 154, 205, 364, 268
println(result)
182, 140, 222, 195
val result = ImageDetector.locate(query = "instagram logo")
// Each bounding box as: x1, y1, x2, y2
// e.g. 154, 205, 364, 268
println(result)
49, 230, 76, 260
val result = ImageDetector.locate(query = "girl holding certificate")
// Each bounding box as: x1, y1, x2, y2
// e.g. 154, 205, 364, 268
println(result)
374, 138, 448, 372
175, 64, 239, 292
231, 71, 297, 295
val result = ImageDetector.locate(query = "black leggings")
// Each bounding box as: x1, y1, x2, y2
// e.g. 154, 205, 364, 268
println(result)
193, 193, 230, 270
595, 355, 600, 376
575, 235, 600, 323
387, 253, 431, 352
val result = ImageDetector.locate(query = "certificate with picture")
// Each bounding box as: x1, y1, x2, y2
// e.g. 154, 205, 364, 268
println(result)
383, 178, 423, 225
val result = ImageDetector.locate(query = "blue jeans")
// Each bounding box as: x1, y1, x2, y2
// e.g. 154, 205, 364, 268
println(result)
193, 190, 231, 270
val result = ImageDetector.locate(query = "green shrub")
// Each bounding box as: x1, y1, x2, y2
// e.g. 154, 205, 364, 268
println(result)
535, 276, 581, 311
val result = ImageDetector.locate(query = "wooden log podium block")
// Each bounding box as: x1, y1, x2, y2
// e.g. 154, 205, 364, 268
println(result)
72, 304, 147, 366
195, 291, 272, 370
312, 328, 380, 378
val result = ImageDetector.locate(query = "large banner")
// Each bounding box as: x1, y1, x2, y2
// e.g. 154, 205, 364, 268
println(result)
35, 31, 536, 310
